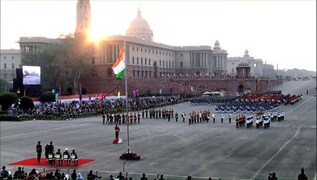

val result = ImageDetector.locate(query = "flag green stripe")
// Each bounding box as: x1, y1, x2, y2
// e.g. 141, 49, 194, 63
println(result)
115, 70, 125, 79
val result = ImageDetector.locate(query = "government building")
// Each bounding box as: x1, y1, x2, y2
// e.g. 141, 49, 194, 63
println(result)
17, 0, 277, 95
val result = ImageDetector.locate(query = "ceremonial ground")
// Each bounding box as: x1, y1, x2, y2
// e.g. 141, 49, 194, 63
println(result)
0, 80, 316, 180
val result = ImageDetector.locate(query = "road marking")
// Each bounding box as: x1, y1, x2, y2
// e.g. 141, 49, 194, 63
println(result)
286, 97, 315, 114
252, 127, 301, 179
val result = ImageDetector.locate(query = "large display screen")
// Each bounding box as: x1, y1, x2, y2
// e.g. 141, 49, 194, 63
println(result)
22, 66, 41, 85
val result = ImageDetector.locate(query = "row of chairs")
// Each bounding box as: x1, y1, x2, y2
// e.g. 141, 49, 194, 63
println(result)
47, 152, 78, 166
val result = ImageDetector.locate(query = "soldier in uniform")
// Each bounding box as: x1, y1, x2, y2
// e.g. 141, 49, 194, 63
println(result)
137, 112, 141, 123
175, 112, 179, 122
182, 112, 186, 122
145, 109, 148, 118
115, 124, 120, 139
221, 114, 224, 123
212, 113, 216, 123
36, 141, 42, 163
298, 167, 308, 180
102, 114, 105, 125
122, 113, 125, 124
134, 113, 137, 124
229, 114, 232, 123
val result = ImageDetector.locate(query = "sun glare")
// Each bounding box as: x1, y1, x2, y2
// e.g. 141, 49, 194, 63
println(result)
88, 29, 103, 45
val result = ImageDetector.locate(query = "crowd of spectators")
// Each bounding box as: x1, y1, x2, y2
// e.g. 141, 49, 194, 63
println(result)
13, 96, 182, 117
0, 166, 310, 180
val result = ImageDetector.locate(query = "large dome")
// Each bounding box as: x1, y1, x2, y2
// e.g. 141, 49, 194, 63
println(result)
126, 8, 153, 41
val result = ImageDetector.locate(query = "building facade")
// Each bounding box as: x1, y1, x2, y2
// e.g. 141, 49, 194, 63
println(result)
0, 49, 21, 83
227, 50, 264, 77
18, 1, 265, 80
18, 37, 58, 53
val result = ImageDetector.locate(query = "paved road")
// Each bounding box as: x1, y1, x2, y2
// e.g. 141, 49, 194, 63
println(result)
0, 80, 316, 180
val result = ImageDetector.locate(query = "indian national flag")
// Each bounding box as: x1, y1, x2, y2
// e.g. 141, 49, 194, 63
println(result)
112, 47, 125, 79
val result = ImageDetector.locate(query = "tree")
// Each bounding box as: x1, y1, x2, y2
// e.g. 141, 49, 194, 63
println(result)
39, 92, 55, 103
18, 96, 35, 113
21, 35, 94, 94
0, 92, 18, 112
0, 79, 8, 93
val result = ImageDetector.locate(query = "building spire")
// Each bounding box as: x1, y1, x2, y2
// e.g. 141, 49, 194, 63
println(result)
137, 7, 141, 18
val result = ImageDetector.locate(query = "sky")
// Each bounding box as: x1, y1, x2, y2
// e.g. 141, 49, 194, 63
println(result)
1, 0, 316, 71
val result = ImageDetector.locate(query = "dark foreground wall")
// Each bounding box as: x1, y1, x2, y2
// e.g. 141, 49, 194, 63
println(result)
80, 69, 282, 96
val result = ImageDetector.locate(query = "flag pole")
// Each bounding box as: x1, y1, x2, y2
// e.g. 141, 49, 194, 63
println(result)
124, 41, 130, 153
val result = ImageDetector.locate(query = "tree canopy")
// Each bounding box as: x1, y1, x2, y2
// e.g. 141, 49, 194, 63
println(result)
21, 36, 94, 94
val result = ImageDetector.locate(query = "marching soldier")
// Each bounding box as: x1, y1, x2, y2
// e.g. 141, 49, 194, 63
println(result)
229, 114, 232, 123
212, 113, 216, 123
182, 112, 186, 122
102, 114, 105, 125
122, 113, 125, 124
145, 109, 148, 118
134, 113, 137, 124
175, 112, 179, 122
137, 112, 141, 123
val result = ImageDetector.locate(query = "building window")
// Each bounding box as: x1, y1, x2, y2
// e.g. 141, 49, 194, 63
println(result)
145, 49, 147, 53
132, 57, 135, 64
172, 62, 174, 67
132, 47, 134, 51
145, 58, 147, 65
4, 63, 7, 69
4, 56, 6, 59
180, 53, 183, 57
159, 51, 161, 55
12, 56, 14, 59
137, 57, 139, 64
156, 50, 158, 54
169, 61, 171, 67
137, 48, 138, 52
12, 63, 14, 69
149, 59, 151, 66
141, 58, 143, 65
159, 60, 161, 66
152, 50, 154, 54
141, 48, 143, 52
